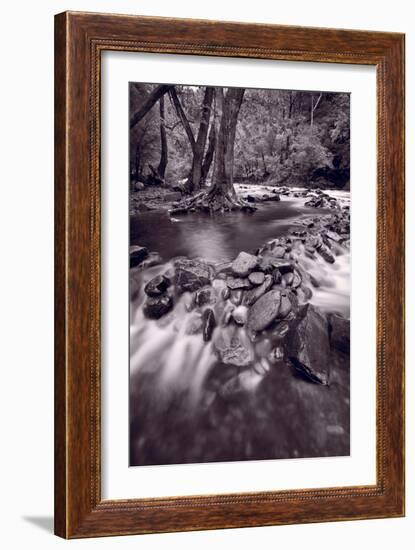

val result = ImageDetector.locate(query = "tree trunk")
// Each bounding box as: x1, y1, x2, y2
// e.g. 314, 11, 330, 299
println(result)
200, 113, 216, 184
169, 88, 196, 151
210, 87, 244, 196
130, 84, 173, 129
157, 95, 168, 180
170, 87, 255, 214
188, 87, 215, 191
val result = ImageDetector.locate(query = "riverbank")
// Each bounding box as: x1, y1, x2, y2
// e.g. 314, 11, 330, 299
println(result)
129, 190, 350, 466
129, 182, 348, 216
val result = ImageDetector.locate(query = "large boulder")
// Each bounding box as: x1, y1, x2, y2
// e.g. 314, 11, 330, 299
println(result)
247, 289, 281, 331
328, 313, 350, 354
174, 258, 211, 294
130, 245, 149, 267
231, 251, 258, 277
143, 294, 173, 319
285, 304, 330, 385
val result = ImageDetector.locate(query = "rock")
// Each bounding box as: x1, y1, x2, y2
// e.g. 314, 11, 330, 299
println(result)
291, 270, 302, 288
134, 181, 145, 190
143, 294, 173, 319
222, 287, 231, 300
130, 245, 149, 267
256, 255, 275, 274
326, 230, 342, 243
221, 306, 234, 326
243, 274, 274, 306
194, 286, 216, 307
232, 251, 258, 277
232, 305, 248, 325
247, 289, 281, 331
202, 308, 216, 342
270, 259, 294, 274
318, 246, 335, 264
218, 341, 253, 367
273, 246, 286, 258
245, 194, 256, 203
302, 285, 313, 300
277, 292, 292, 319
268, 193, 280, 201
282, 272, 294, 286
285, 304, 330, 385
144, 274, 170, 296
174, 258, 211, 293
328, 313, 350, 353
248, 271, 265, 285
226, 276, 252, 290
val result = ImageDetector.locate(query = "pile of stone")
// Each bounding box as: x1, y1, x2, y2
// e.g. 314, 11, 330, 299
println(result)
304, 189, 340, 209
131, 210, 350, 390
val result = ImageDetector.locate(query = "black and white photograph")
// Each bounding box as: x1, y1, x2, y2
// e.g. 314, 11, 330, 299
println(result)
129, 82, 351, 467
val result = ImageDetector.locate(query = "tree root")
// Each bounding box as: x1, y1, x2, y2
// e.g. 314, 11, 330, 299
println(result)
169, 188, 257, 215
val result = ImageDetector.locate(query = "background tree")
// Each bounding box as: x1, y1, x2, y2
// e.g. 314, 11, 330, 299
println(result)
129, 83, 350, 193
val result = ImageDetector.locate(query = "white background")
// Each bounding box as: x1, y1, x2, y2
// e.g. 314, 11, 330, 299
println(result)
0, 0, 412, 548
102, 53, 376, 499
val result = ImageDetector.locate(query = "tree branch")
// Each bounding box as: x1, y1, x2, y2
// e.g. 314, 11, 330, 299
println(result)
130, 85, 173, 129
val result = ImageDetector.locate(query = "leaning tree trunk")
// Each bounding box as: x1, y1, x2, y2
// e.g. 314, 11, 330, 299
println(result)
157, 95, 168, 181
170, 87, 255, 214
130, 84, 173, 129
188, 87, 215, 192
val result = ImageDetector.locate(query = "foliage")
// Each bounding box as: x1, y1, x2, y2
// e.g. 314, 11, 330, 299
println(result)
130, 84, 350, 190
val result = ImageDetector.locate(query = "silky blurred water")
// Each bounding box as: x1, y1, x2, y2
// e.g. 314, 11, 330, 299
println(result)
129, 189, 351, 466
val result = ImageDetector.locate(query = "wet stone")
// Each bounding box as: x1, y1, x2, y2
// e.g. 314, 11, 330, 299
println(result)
231, 251, 258, 277
194, 286, 216, 307
226, 276, 252, 290
130, 245, 149, 268
144, 274, 170, 297
143, 294, 173, 320
244, 274, 273, 306
282, 272, 294, 286
285, 304, 330, 385
232, 305, 248, 325
248, 271, 265, 285
247, 289, 282, 332
174, 258, 211, 293
202, 308, 216, 342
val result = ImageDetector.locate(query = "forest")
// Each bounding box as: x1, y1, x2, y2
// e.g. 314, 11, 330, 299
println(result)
129, 83, 350, 212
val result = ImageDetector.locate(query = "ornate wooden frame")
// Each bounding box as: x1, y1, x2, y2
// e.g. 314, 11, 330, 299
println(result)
54, 11, 405, 538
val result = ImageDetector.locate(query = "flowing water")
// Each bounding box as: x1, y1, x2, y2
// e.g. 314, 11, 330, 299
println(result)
129, 189, 351, 466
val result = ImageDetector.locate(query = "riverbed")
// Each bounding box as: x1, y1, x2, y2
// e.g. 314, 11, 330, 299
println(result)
129, 186, 351, 466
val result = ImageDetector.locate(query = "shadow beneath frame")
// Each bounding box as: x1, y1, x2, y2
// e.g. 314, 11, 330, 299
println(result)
22, 516, 54, 533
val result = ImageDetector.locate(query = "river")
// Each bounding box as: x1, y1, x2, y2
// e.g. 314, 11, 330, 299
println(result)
129, 187, 351, 467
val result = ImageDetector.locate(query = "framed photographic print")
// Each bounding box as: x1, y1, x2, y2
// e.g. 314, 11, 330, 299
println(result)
54, 11, 405, 538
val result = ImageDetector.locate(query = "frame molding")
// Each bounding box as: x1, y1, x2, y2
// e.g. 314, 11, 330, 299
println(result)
54, 11, 405, 538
